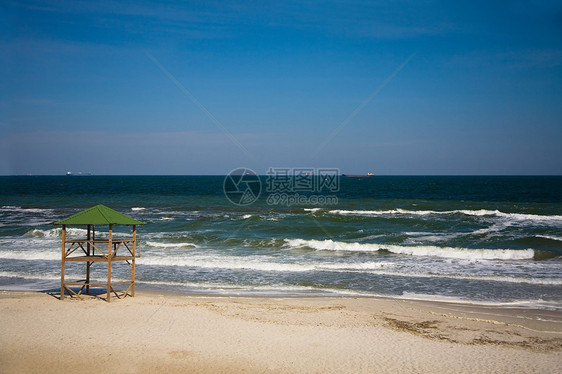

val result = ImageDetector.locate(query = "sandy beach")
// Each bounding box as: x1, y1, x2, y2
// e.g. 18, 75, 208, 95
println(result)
1, 291, 560, 373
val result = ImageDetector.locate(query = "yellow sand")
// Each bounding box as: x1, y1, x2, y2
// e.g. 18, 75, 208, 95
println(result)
1, 291, 561, 373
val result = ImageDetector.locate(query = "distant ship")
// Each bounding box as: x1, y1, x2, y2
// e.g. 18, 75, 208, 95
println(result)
342, 173, 374, 177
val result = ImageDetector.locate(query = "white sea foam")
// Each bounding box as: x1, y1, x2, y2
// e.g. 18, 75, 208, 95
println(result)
137, 253, 555, 285
24, 228, 60, 238
496, 211, 562, 223
0, 206, 54, 213
137, 279, 336, 296
131, 207, 145, 211
320, 262, 395, 271
138, 254, 395, 273
145, 241, 197, 249
133, 281, 562, 305
0, 237, 59, 250
329, 209, 562, 223
0, 271, 130, 284
284, 238, 535, 260
139, 255, 315, 272
471, 222, 510, 236
130, 253, 562, 286
536, 235, 562, 242
329, 209, 398, 216
0, 219, 55, 227
404, 231, 435, 236
23, 227, 88, 238
1, 250, 558, 287
242, 214, 252, 219
304, 208, 321, 213
0, 251, 60, 261
404, 232, 462, 244
359, 268, 562, 286
329, 208, 496, 217
0, 270, 57, 279
398, 293, 562, 310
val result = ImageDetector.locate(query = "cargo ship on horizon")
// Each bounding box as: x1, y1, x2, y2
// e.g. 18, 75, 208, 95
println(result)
342, 172, 374, 177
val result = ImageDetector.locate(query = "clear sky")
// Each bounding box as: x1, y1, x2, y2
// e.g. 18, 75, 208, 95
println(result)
2, 0, 561, 175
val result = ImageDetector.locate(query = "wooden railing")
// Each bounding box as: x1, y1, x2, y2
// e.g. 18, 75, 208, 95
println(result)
63, 239, 141, 259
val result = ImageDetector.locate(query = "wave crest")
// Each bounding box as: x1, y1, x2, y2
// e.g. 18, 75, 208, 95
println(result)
145, 241, 197, 249
23, 227, 88, 238
328, 209, 562, 223
284, 238, 535, 260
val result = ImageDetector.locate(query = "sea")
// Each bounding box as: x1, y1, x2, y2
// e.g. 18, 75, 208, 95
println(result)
1, 175, 561, 310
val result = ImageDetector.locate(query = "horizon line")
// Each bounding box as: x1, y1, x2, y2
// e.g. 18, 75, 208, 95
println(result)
2, 174, 561, 177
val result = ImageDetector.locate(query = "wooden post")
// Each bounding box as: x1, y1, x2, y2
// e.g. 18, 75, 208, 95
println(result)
86, 224, 91, 295
61, 224, 66, 300
107, 224, 112, 302
132, 225, 136, 297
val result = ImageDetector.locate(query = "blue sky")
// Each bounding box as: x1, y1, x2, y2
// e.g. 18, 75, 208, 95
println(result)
1, 0, 561, 175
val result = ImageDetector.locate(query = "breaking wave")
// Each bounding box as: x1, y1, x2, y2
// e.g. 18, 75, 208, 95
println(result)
328, 209, 562, 223
23, 228, 88, 238
0, 206, 54, 213
138, 255, 394, 272
536, 235, 562, 242
0, 251, 60, 261
284, 239, 535, 260
145, 241, 197, 249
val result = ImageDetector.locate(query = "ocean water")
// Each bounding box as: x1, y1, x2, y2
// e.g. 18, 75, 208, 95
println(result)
1, 175, 561, 310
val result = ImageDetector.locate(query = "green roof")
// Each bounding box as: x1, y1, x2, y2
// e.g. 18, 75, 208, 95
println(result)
54, 205, 145, 225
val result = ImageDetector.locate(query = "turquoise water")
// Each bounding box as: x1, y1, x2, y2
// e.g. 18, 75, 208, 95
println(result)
1, 176, 561, 309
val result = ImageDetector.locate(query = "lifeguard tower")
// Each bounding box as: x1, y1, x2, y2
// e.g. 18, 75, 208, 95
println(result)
54, 205, 144, 302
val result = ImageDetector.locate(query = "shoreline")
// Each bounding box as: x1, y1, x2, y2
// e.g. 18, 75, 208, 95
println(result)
1, 289, 561, 373
1, 276, 560, 312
